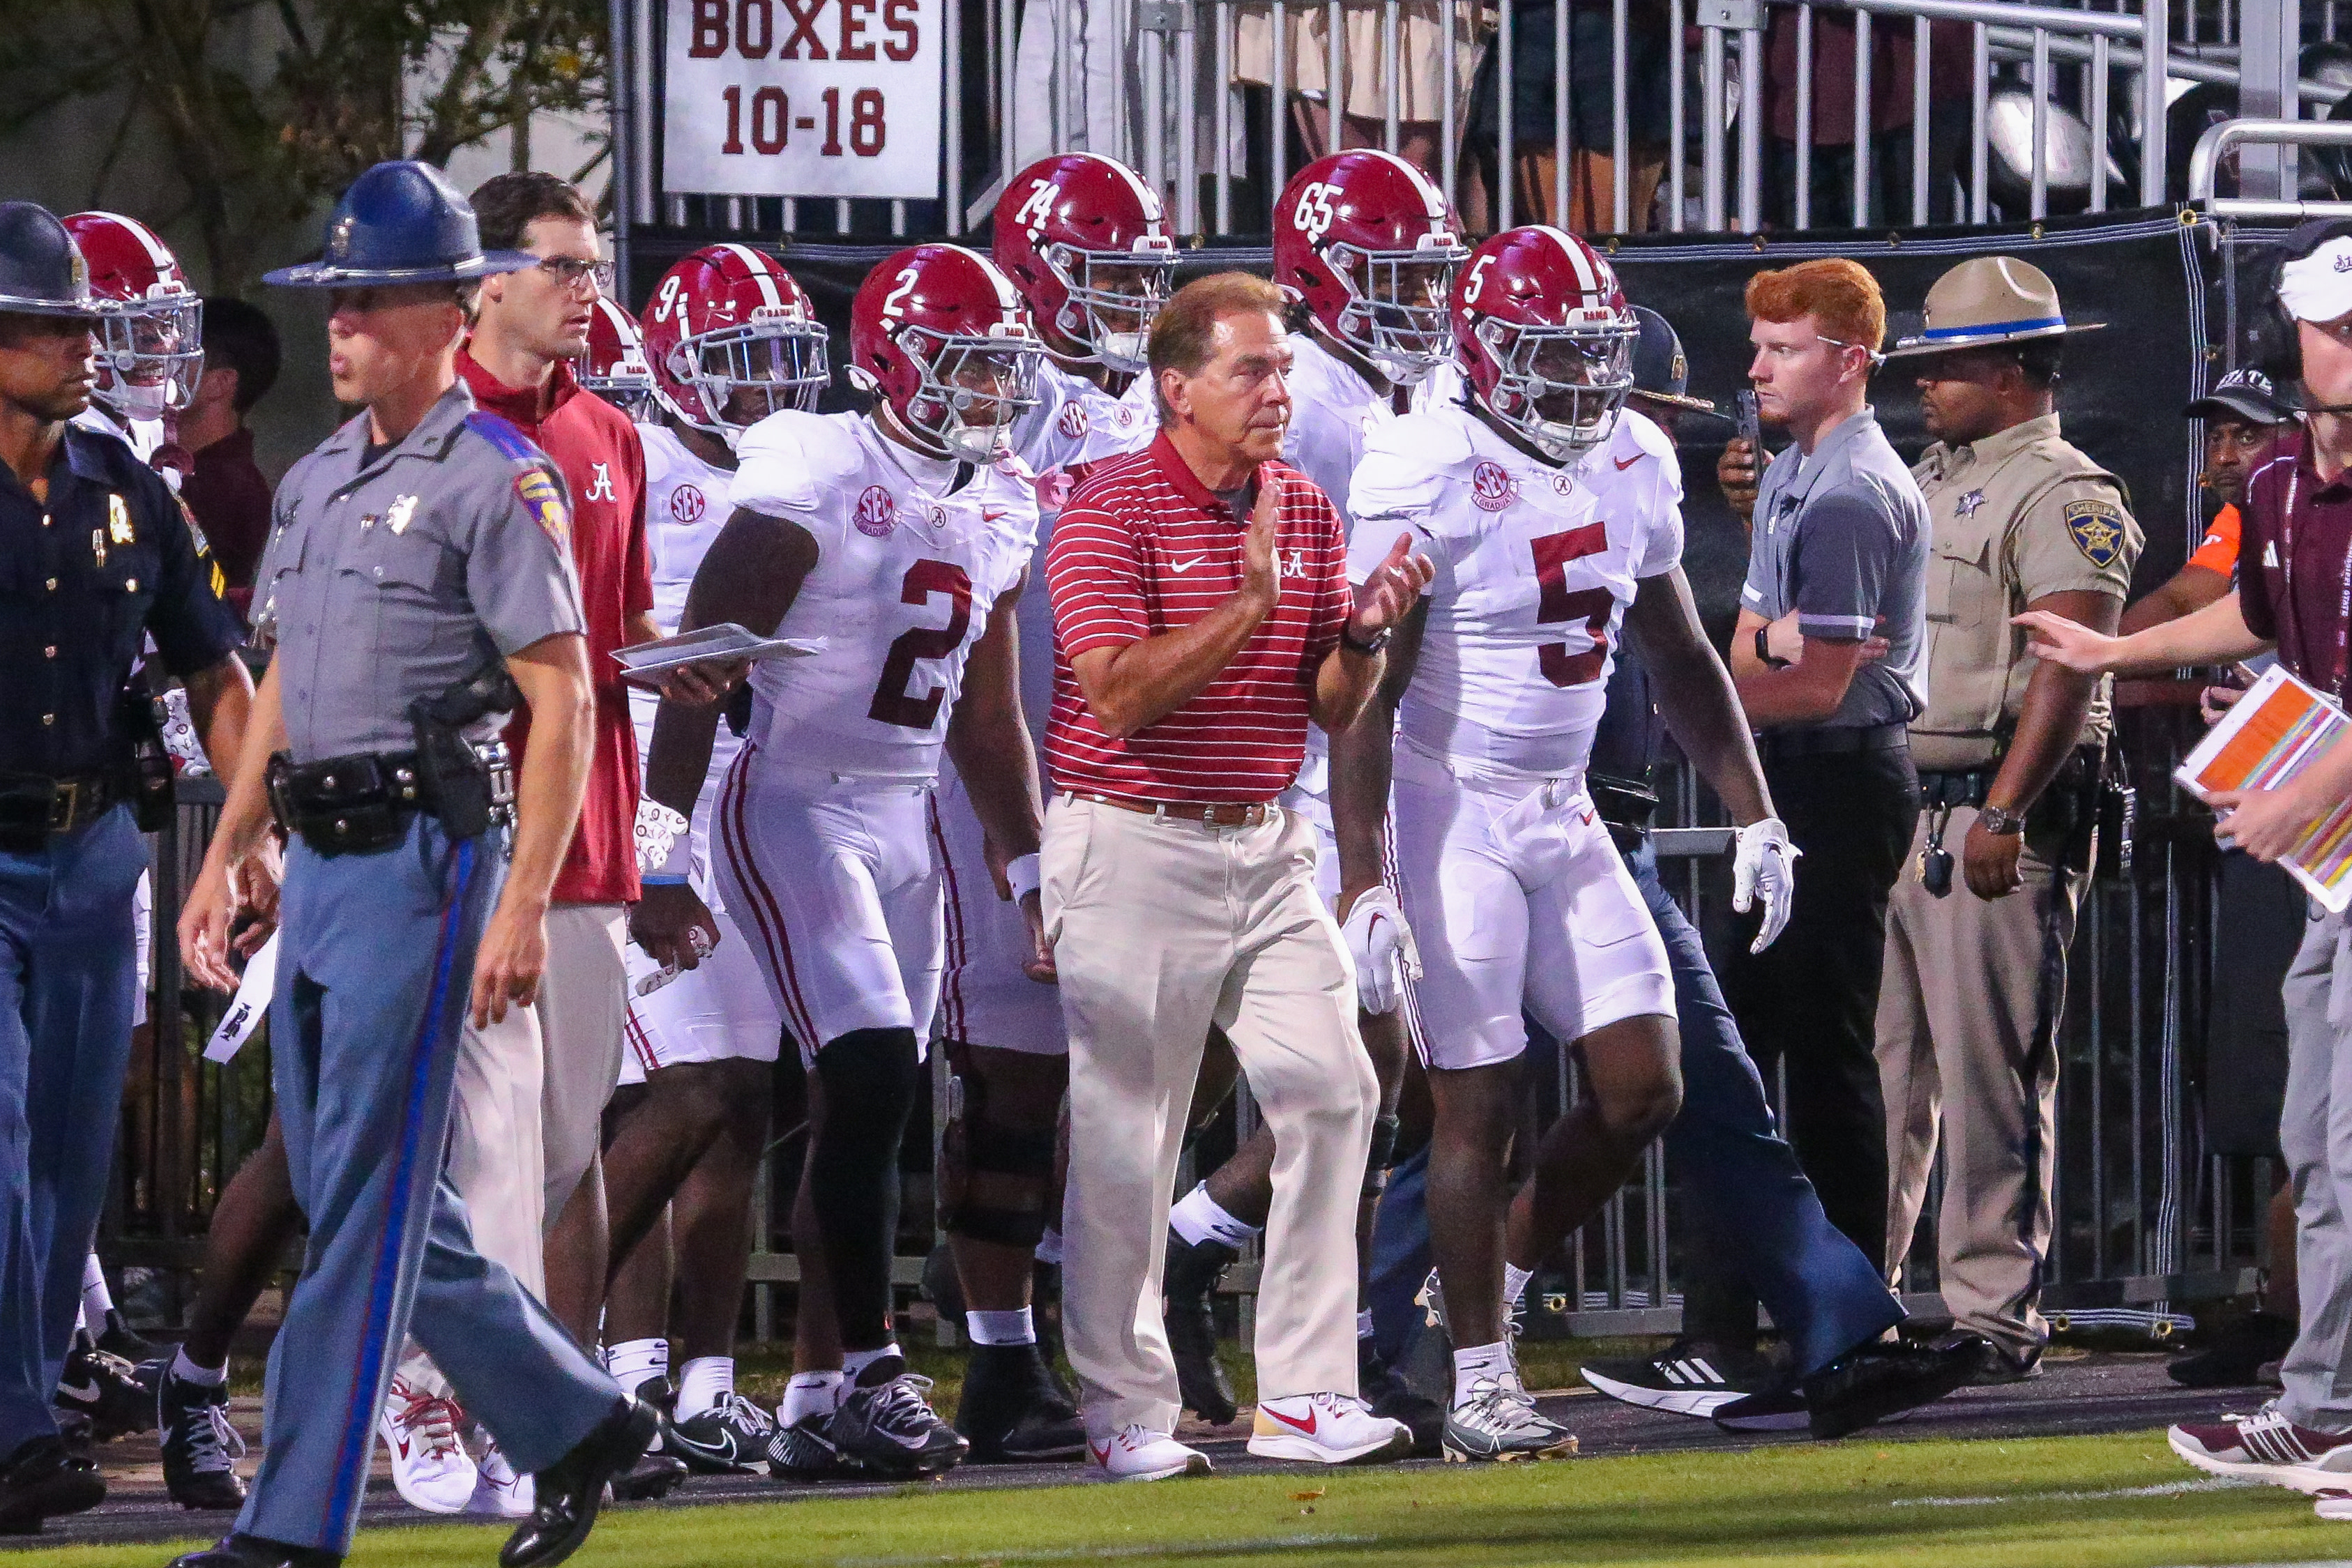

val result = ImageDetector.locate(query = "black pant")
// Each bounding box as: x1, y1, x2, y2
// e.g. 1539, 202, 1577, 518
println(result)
1693, 743, 1918, 1348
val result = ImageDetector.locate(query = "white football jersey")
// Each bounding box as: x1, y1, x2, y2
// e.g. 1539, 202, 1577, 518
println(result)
71, 405, 172, 482
639, 422, 736, 637
1348, 402, 1683, 778
1282, 334, 1396, 531
1015, 360, 1157, 487
731, 411, 1040, 782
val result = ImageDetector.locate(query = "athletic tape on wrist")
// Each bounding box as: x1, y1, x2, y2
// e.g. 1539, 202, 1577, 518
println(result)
1005, 853, 1042, 904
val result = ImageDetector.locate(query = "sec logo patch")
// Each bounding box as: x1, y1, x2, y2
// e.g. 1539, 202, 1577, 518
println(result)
1471, 461, 1519, 512
669, 483, 706, 524
854, 485, 897, 538
1056, 401, 1090, 439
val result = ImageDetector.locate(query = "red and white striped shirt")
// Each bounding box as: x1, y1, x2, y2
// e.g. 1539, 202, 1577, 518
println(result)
1045, 432, 1351, 804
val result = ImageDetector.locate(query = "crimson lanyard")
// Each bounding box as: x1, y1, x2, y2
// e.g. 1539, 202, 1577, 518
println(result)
2279, 448, 2352, 702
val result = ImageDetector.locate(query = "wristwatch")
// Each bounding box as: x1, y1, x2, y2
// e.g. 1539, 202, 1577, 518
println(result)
1342, 623, 1392, 656
1977, 804, 2026, 836
1754, 627, 1791, 670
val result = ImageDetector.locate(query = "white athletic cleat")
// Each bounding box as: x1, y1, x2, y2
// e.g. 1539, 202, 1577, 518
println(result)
377, 1376, 478, 1514
2319, 1487, 2352, 1521
1443, 1378, 1580, 1463
466, 1432, 533, 1517
2169, 1404, 2352, 1492
1247, 1392, 1413, 1465
1088, 1424, 1211, 1481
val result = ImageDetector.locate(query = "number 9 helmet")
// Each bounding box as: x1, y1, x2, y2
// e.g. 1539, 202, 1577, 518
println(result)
850, 244, 1042, 463
1273, 151, 1467, 385
992, 153, 1176, 374
61, 211, 204, 420
577, 297, 657, 421
641, 243, 830, 448
1453, 225, 1637, 463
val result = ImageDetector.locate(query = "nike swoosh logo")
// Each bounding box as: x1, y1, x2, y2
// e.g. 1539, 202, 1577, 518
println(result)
1169, 556, 1207, 573
1262, 1405, 1319, 1436
57, 1378, 98, 1403
982, 508, 1012, 522
1614, 455, 1641, 471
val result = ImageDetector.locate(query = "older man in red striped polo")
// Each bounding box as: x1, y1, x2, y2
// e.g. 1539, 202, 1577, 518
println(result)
1042, 272, 1432, 1481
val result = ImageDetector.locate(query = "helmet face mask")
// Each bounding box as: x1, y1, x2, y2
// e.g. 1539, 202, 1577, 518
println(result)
1476, 317, 1634, 462
669, 312, 830, 437
94, 296, 204, 418
1326, 241, 1462, 383
1042, 243, 1171, 372
644, 247, 831, 452
893, 328, 1042, 462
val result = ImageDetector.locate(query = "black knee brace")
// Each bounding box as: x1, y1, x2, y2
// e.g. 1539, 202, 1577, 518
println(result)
939, 1042, 1060, 1249
1363, 1115, 1401, 1199
810, 1027, 923, 1346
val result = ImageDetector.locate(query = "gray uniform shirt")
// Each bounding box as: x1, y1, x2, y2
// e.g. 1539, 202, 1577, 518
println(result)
255, 383, 586, 763
1740, 406, 1932, 730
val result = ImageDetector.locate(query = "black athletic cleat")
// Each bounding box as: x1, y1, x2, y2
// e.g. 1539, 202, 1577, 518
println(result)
95, 1309, 159, 1364
55, 1334, 150, 1441
766, 1410, 856, 1482
0, 1435, 103, 1535
1581, 1339, 1777, 1419
501, 1395, 659, 1568
1162, 1233, 1238, 1426
163, 1532, 340, 1567
667, 1392, 775, 1475
2169, 1312, 2297, 1390
158, 1366, 248, 1510
955, 1342, 1084, 1463
1800, 1334, 1982, 1440
830, 1357, 969, 1479
1360, 1342, 1445, 1457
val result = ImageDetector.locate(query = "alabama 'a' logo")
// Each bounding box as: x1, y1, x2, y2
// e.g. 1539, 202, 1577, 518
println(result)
1471, 460, 1519, 512
854, 485, 897, 538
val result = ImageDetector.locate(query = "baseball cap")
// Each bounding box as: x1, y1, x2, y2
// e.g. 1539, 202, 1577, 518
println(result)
2184, 367, 2291, 425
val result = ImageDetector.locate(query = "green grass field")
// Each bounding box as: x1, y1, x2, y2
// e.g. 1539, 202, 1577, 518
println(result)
20, 1429, 2352, 1568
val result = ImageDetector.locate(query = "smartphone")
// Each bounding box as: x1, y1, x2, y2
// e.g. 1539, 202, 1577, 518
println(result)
1735, 389, 1761, 459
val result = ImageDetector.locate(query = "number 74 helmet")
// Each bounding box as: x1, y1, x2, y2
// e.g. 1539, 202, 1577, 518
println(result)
640, 243, 830, 448
1273, 150, 1467, 385
850, 244, 1042, 463
1453, 225, 1637, 462
992, 153, 1176, 374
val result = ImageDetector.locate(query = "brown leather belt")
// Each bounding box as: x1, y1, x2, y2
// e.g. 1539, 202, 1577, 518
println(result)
1068, 791, 1275, 828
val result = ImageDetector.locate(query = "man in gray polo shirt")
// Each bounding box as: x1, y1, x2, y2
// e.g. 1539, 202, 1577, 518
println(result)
1694, 259, 1929, 1366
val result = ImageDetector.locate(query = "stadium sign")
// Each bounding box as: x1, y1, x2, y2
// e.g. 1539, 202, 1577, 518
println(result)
662, 0, 942, 201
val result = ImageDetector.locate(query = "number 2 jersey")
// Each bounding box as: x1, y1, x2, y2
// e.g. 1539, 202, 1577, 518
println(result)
729, 410, 1041, 782
1346, 399, 1683, 779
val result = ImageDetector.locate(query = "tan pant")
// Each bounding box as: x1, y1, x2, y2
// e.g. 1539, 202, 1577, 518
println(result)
1876, 805, 2084, 1362
1047, 796, 1376, 1436
538, 903, 628, 1225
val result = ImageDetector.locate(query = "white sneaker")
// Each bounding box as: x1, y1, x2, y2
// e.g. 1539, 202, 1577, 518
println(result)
377, 1376, 478, 1514
1088, 1423, 1211, 1481
466, 1432, 534, 1517
1247, 1392, 1413, 1465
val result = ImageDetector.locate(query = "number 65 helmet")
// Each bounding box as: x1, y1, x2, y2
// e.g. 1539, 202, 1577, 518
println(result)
992, 152, 1176, 374
1453, 225, 1638, 462
850, 244, 1042, 463
1273, 150, 1467, 385
640, 243, 830, 448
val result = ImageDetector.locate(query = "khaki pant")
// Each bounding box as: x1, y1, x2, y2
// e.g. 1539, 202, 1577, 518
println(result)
1877, 805, 2084, 1363
538, 902, 628, 1224
1047, 796, 1375, 1436
2277, 906, 2352, 1430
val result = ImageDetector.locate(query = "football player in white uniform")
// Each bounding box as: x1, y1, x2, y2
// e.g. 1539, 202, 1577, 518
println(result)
598, 250, 830, 1471
642, 244, 1046, 1480
1154, 150, 1465, 1449
1332, 227, 1798, 1461
62, 211, 198, 478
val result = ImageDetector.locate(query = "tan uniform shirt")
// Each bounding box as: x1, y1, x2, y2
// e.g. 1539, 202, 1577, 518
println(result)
1909, 412, 2142, 772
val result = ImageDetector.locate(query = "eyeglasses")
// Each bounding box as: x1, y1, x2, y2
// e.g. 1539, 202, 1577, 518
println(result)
536, 254, 614, 294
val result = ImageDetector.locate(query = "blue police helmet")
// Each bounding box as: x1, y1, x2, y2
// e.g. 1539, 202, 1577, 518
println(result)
0, 201, 103, 319
1627, 303, 1724, 421
264, 160, 536, 289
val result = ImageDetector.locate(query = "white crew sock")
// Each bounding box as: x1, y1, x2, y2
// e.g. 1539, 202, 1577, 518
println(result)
966, 1308, 1036, 1347
675, 1355, 734, 1418
81, 1254, 114, 1331
604, 1337, 669, 1392
1451, 1341, 1519, 1409
1170, 1183, 1261, 1249
1503, 1263, 1535, 1307
170, 1347, 227, 1388
1034, 1227, 1063, 1266
1357, 1309, 1376, 1341
842, 1344, 904, 1387
781, 1370, 847, 1425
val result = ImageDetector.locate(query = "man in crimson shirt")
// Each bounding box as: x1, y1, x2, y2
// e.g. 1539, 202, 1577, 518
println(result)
2023, 220, 2352, 1493
458, 174, 655, 1350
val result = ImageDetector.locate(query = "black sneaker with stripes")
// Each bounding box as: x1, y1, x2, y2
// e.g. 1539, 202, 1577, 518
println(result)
1579, 1341, 1775, 1419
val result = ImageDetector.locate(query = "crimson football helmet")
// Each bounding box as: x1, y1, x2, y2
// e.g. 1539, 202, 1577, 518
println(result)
577, 297, 656, 420
992, 153, 1175, 373
1273, 151, 1466, 385
641, 243, 829, 447
1453, 225, 1637, 462
62, 211, 202, 419
850, 244, 1041, 462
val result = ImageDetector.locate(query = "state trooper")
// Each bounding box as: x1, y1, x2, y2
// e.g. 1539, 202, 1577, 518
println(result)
0, 201, 251, 1533
1872, 257, 2141, 1382
169, 162, 665, 1568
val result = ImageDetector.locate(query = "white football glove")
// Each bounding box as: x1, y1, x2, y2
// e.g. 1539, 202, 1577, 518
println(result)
1732, 816, 1800, 954
632, 799, 691, 876
1342, 886, 1422, 1016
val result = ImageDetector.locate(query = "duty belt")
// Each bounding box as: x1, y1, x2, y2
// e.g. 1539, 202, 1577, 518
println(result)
1917, 744, 2102, 811
267, 743, 515, 855
0, 770, 123, 848
1756, 722, 1908, 765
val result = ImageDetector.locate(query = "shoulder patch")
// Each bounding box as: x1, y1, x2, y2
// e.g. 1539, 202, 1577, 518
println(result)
517, 466, 570, 549
466, 410, 543, 464
2063, 497, 2126, 569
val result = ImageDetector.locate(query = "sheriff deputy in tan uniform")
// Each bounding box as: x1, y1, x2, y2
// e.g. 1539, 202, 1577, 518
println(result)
1874, 257, 2141, 1380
